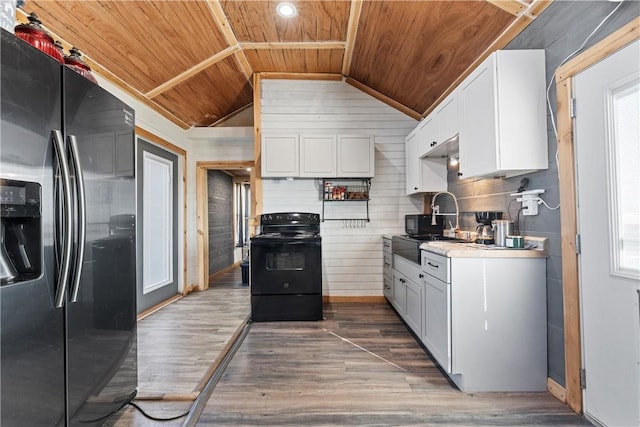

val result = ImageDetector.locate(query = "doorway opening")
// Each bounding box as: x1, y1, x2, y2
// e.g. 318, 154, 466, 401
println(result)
196, 161, 255, 290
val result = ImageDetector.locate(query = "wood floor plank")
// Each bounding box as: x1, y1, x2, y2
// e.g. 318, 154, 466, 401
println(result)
196, 303, 590, 426
108, 272, 589, 426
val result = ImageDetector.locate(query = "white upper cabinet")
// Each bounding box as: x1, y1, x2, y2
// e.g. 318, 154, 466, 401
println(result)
436, 90, 459, 145
406, 130, 420, 194
416, 115, 437, 158
458, 50, 548, 179
405, 129, 448, 195
299, 135, 337, 177
337, 135, 375, 177
261, 135, 299, 177
262, 134, 374, 178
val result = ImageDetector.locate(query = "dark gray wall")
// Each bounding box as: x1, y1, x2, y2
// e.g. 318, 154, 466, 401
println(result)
442, 1, 640, 387
207, 170, 234, 275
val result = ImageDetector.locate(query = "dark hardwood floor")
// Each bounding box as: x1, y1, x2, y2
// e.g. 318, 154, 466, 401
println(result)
107, 268, 590, 426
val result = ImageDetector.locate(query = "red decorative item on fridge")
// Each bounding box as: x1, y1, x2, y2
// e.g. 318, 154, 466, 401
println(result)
14, 12, 64, 63
64, 47, 98, 84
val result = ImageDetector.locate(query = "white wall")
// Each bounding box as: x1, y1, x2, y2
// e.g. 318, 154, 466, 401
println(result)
95, 76, 253, 289
260, 79, 421, 297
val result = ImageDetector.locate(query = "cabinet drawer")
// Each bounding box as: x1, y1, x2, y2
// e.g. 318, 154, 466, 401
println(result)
422, 251, 450, 283
383, 253, 392, 272
383, 238, 392, 254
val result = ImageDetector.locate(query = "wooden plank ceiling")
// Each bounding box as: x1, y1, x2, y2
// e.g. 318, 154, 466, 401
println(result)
21, 0, 545, 129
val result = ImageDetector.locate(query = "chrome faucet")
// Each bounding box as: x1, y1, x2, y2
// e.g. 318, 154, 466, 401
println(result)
430, 191, 459, 230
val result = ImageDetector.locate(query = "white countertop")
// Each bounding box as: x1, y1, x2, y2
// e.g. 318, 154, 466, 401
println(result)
420, 240, 548, 258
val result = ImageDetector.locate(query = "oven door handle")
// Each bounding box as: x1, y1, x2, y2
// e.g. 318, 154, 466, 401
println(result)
251, 240, 320, 247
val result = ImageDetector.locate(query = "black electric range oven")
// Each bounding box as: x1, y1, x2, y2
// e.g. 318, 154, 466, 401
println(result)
250, 212, 322, 321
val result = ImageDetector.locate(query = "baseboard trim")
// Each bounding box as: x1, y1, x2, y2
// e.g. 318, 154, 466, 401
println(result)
137, 294, 183, 321
547, 378, 567, 403
324, 296, 386, 303
208, 261, 241, 281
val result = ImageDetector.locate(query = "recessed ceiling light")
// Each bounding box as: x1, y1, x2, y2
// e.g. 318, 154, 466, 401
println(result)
276, 2, 297, 18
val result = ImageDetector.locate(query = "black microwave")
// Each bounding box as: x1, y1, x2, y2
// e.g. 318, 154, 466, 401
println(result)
405, 214, 443, 237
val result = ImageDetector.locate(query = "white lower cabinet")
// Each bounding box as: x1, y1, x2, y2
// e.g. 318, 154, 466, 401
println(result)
423, 274, 450, 372
421, 250, 548, 392
391, 255, 424, 337
404, 278, 423, 338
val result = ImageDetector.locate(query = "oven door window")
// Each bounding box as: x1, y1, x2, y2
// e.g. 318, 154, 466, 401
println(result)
266, 252, 305, 271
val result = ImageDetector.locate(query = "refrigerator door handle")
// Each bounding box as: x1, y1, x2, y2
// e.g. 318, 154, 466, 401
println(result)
52, 130, 73, 308
68, 135, 86, 303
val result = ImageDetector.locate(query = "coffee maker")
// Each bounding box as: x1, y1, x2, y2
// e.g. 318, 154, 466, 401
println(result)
474, 211, 503, 245
0, 179, 41, 285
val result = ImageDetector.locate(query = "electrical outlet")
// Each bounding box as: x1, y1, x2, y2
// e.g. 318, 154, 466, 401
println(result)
512, 189, 545, 216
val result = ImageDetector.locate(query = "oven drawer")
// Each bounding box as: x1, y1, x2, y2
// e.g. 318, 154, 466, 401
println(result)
421, 251, 450, 283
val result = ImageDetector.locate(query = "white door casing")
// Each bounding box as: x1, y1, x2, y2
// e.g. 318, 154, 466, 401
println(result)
574, 39, 640, 427
142, 151, 174, 294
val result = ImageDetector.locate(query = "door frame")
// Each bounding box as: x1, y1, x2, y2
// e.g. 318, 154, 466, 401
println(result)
135, 127, 188, 295
555, 17, 640, 414
196, 160, 255, 291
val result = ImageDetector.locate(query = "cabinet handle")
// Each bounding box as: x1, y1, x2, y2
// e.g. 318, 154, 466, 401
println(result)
457, 172, 463, 177
433, 141, 437, 146
419, 273, 424, 278
427, 262, 439, 269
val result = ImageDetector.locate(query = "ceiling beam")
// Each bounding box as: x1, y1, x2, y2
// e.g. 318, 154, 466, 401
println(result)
205, 0, 254, 83
259, 72, 343, 81
145, 45, 239, 99
342, 0, 364, 75
421, 0, 554, 118
486, 0, 530, 17
240, 42, 345, 50
345, 77, 422, 120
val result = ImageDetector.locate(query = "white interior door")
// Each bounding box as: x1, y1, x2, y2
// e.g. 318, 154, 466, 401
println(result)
574, 39, 640, 427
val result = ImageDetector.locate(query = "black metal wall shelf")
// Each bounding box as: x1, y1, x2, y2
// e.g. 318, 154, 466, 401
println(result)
321, 178, 371, 222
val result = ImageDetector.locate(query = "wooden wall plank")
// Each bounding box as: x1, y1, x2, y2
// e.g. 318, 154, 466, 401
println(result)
252, 73, 262, 233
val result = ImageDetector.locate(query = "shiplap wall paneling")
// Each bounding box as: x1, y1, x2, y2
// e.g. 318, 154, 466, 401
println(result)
260, 79, 417, 297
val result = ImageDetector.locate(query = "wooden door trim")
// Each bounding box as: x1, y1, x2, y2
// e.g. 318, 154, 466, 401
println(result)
135, 126, 188, 296
555, 17, 640, 414
196, 160, 255, 291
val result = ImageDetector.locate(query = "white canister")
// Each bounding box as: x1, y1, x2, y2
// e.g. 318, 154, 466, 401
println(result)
492, 219, 514, 247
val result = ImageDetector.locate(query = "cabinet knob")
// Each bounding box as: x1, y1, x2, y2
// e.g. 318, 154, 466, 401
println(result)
414, 187, 418, 190
433, 141, 437, 146
457, 172, 463, 177
419, 273, 424, 278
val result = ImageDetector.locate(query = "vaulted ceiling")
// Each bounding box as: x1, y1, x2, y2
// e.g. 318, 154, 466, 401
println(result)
19, 1, 551, 129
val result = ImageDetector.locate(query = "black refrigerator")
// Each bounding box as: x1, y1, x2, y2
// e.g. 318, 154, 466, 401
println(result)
0, 29, 137, 425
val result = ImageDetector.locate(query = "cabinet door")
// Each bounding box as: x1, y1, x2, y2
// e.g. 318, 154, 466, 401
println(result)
424, 275, 451, 372
337, 135, 374, 177
392, 271, 406, 315
459, 55, 497, 179
405, 131, 420, 194
436, 90, 459, 144
261, 135, 299, 177
299, 135, 336, 177
405, 279, 423, 337
417, 115, 437, 157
